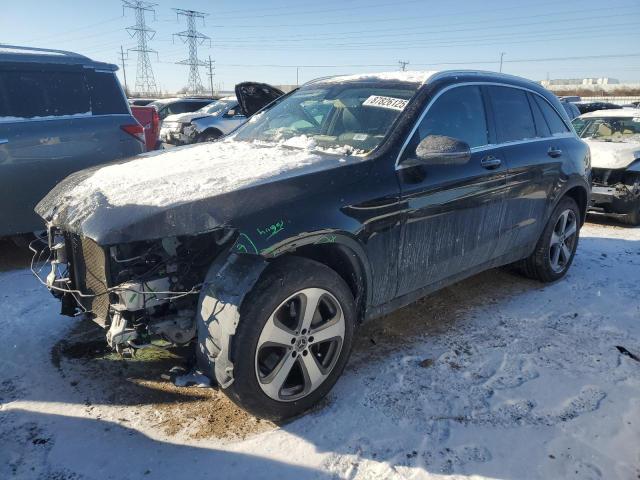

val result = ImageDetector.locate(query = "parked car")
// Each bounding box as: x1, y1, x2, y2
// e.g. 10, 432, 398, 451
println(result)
161, 84, 284, 146
573, 109, 640, 224
128, 98, 157, 106
0, 44, 145, 239
131, 105, 161, 151
149, 97, 215, 121
575, 101, 622, 114
560, 100, 580, 120
35, 70, 590, 420
159, 96, 240, 145
187, 83, 285, 143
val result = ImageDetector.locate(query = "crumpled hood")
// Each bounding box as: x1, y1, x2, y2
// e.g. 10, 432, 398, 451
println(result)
162, 111, 214, 124
586, 139, 640, 169
36, 138, 352, 245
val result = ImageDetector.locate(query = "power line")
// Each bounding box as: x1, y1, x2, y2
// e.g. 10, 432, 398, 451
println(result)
173, 8, 210, 94
123, 1, 159, 96
118, 45, 129, 92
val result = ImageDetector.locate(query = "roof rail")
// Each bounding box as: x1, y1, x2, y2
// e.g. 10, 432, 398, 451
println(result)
0, 43, 89, 59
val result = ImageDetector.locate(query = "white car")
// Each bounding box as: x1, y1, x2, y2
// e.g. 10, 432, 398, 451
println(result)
573, 109, 640, 224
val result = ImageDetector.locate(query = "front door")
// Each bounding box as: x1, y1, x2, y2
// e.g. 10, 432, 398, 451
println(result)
396, 84, 508, 297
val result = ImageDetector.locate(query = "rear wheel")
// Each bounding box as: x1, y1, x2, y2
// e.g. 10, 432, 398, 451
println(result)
518, 196, 580, 282
198, 130, 222, 143
222, 257, 355, 420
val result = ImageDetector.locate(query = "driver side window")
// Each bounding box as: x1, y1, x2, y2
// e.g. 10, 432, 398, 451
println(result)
417, 85, 489, 149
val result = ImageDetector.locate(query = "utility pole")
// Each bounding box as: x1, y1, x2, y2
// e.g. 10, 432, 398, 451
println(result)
173, 8, 210, 94
398, 60, 409, 71
118, 45, 129, 94
296, 66, 300, 86
499, 52, 506, 73
206, 55, 215, 98
123, 0, 159, 96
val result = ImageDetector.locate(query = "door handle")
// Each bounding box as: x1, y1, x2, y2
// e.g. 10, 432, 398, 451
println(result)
0, 139, 8, 145
480, 156, 502, 169
548, 147, 562, 158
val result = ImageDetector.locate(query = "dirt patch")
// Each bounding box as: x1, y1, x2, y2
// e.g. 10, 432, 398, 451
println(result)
52, 319, 274, 440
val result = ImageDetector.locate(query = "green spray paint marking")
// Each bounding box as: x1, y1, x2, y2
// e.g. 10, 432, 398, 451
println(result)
257, 219, 285, 240
236, 233, 258, 254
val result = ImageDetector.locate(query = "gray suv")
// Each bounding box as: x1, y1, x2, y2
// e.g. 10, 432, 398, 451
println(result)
0, 45, 144, 238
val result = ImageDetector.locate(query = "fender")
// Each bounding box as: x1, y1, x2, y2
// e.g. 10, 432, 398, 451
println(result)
196, 251, 268, 387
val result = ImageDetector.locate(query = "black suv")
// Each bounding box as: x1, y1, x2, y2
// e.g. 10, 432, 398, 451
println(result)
36, 70, 590, 420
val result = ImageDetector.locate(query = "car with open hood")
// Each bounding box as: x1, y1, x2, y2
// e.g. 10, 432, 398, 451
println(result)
573, 109, 640, 224
34, 70, 590, 420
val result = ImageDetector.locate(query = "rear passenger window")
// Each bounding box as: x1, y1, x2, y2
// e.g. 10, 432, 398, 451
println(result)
87, 70, 128, 115
489, 86, 536, 143
533, 96, 570, 135
417, 85, 489, 148
0, 68, 89, 119
527, 93, 551, 138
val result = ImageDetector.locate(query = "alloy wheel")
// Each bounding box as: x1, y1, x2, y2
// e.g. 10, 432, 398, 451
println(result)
549, 209, 578, 273
255, 288, 345, 402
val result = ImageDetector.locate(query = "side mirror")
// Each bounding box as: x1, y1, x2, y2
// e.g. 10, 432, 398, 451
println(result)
225, 109, 236, 117
403, 135, 471, 167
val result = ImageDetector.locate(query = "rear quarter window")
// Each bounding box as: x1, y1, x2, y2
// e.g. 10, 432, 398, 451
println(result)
87, 70, 128, 115
533, 96, 570, 135
488, 86, 536, 143
0, 67, 89, 118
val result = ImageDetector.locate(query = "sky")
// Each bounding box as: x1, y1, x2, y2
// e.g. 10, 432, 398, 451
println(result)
2, 0, 640, 94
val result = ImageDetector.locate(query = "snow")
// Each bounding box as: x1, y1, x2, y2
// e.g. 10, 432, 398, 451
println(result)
1, 221, 639, 479
0, 112, 92, 123
586, 139, 640, 169
47, 138, 351, 226
579, 108, 640, 119
315, 70, 439, 85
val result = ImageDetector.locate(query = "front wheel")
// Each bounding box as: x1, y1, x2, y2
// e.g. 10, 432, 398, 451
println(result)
620, 201, 640, 226
518, 196, 581, 282
222, 257, 355, 420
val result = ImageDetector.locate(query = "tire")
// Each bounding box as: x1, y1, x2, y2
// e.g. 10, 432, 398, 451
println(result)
620, 201, 640, 226
198, 130, 222, 143
518, 196, 581, 282
221, 257, 356, 421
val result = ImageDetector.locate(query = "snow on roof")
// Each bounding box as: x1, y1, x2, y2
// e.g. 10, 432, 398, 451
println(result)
51, 137, 351, 225
314, 70, 440, 85
580, 108, 640, 118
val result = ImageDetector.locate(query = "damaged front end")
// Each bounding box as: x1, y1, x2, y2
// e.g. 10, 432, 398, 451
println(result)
32, 226, 234, 354
590, 164, 640, 214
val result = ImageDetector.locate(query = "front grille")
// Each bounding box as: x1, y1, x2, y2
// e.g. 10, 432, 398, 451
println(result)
67, 234, 111, 323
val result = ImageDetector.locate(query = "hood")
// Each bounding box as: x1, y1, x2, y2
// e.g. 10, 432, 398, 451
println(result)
585, 139, 640, 169
162, 111, 210, 124
36, 137, 353, 245
235, 82, 285, 117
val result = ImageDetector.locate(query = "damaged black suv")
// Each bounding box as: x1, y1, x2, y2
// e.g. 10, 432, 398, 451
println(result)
35, 71, 590, 420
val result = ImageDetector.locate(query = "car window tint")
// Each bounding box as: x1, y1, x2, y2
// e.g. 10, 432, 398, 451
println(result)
533, 96, 570, 135
417, 85, 488, 148
0, 68, 89, 118
528, 93, 551, 137
87, 71, 128, 115
489, 86, 536, 143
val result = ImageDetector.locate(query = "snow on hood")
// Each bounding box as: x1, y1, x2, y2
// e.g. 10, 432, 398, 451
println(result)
316, 70, 439, 85
586, 139, 640, 169
42, 137, 351, 227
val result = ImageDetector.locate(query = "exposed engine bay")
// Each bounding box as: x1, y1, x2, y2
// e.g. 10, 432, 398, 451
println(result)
32, 227, 233, 354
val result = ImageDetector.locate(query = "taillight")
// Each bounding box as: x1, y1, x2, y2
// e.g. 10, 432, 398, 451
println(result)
121, 123, 145, 144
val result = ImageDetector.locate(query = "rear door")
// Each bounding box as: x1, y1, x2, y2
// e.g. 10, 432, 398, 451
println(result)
396, 84, 507, 296
486, 86, 569, 254
0, 65, 142, 236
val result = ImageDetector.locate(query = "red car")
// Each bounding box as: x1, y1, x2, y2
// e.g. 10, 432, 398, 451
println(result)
130, 105, 160, 151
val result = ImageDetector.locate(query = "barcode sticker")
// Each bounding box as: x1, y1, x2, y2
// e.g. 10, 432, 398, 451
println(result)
362, 95, 409, 111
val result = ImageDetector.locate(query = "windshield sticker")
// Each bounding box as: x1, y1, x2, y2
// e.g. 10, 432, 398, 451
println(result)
363, 95, 409, 111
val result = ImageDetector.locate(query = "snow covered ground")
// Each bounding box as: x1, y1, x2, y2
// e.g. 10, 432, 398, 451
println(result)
1, 219, 639, 480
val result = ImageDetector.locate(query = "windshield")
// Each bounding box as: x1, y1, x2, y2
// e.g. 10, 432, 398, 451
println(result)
233, 82, 420, 155
572, 116, 640, 142
199, 100, 235, 115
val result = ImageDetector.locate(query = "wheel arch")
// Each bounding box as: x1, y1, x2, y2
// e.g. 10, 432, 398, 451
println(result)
200, 127, 223, 140
562, 185, 589, 226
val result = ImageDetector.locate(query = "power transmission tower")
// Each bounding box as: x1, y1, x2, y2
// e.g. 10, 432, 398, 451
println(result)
398, 60, 410, 71
173, 8, 211, 94
118, 45, 129, 94
123, 1, 159, 96
206, 56, 215, 97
